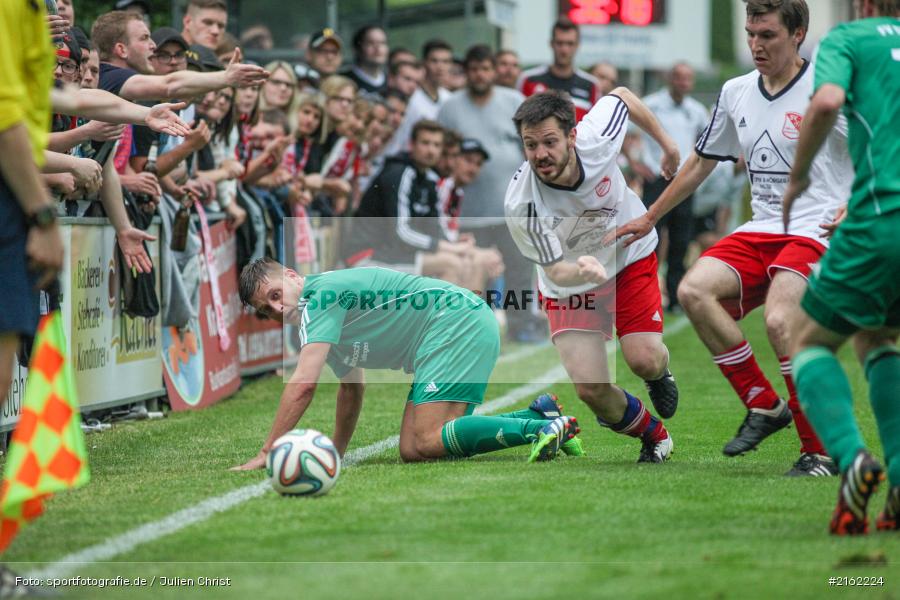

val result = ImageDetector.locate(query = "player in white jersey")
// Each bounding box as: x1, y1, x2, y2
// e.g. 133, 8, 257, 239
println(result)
505, 88, 681, 463
613, 0, 851, 476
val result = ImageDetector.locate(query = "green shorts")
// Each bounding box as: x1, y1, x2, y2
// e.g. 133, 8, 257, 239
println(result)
407, 303, 500, 408
802, 203, 900, 335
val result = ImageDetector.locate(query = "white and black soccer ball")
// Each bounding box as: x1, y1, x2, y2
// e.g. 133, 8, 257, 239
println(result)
266, 429, 341, 496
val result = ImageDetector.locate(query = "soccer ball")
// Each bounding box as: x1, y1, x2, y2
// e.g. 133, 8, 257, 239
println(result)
266, 429, 341, 496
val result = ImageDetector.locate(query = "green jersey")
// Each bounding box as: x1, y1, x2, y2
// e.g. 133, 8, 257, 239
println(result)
298, 267, 488, 378
813, 17, 900, 216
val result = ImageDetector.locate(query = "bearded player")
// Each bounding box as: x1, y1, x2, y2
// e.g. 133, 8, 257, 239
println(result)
505, 87, 681, 463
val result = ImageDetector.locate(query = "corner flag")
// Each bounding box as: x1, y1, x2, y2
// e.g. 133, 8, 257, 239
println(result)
0, 312, 90, 553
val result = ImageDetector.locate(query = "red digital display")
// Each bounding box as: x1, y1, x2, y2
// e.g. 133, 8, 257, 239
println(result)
559, 0, 667, 27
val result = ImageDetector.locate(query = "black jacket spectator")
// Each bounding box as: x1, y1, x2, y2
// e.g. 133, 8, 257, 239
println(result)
345, 153, 443, 264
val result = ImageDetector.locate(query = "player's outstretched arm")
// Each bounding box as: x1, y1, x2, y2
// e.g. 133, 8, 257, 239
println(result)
783, 84, 845, 232
51, 87, 190, 137
230, 342, 331, 471
608, 86, 680, 179
607, 151, 718, 248
119, 48, 268, 103
333, 369, 365, 457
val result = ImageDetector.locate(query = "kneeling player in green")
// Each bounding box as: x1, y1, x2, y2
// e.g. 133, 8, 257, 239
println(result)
231, 259, 583, 470
783, 0, 900, 535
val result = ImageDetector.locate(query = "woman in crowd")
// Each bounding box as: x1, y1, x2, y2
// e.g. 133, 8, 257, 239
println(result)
195, 86, 246, 228
317, 76, 359, 215
260, 60, 301, 133
282, 92, 328, 268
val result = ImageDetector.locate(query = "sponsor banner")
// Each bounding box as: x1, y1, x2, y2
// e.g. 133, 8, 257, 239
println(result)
2, 222, 164, 430
69, 224, 163, 406
236, 308, 284, 373
163, 222, 242, 411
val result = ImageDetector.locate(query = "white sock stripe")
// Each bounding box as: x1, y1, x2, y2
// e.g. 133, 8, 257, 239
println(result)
621, 405, 647, 435
713, 342, 752, 363
713, 345, 753, 365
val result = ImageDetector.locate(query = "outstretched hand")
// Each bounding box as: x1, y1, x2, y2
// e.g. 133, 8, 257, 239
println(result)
603, 213, 656, 248
117, 227, 157, 274
146, 102, 191, 137
230, 450, 267, 471
225, 47, 270, 88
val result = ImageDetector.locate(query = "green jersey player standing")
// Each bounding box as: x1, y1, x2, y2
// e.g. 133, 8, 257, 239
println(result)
232, 260, 583, 470
783, 0, 900, 535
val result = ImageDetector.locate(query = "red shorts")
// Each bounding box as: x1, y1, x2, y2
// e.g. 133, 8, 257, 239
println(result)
701, 232, 826, 320
542, 254, 663, 340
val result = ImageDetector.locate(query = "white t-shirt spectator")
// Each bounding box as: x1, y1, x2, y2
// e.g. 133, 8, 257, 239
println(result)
640, 88, 708, 177
437, 86, 525, 225
383, 86, 451, 157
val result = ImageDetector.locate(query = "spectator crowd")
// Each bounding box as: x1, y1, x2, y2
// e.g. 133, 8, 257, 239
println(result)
16, 1, 747, 353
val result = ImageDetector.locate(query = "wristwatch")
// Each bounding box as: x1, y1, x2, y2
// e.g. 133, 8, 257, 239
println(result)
26, 205, 58, 229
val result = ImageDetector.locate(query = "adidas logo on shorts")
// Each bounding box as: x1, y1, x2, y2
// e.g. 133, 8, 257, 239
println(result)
424, 382, 440, 393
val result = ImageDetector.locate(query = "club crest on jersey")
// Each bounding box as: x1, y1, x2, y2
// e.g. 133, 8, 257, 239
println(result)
594, 176, 611, 198
782, 112, 803, 140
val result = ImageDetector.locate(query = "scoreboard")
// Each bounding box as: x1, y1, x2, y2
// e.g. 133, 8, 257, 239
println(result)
559, 0, 667, 27
502, 0, 709, 70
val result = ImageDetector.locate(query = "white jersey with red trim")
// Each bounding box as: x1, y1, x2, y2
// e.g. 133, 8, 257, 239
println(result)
504, 94, 658, 299
695, 61, 851, 243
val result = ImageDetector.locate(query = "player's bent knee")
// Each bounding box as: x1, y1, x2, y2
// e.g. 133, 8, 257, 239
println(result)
764, 308, 790, 342
413, 429, 447, 459
625, 353, 665, 380
676, 276, 705, 312
574, 381, 614, 404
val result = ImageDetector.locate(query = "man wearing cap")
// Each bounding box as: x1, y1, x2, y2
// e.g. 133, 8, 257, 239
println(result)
126, 29, 212, 184
307, 28, 344, 80
181, 0, 227, 49
435, 137, 503, 289
437, 44, 539, 342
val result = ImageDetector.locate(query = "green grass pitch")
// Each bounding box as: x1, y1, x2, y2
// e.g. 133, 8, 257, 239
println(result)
3, 312, 899, 599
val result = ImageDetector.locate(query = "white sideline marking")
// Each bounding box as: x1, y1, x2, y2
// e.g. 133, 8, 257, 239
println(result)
496, 342, 551, 364
32, 317, 688, 579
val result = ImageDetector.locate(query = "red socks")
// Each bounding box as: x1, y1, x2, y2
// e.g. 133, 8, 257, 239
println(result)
713, 341, 780, 410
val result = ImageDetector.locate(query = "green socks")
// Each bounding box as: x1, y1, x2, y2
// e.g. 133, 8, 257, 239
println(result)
441, 416, 547, 457
865, 346, 900, 485
496, 408, 543, 421
793, 347, 866, 473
